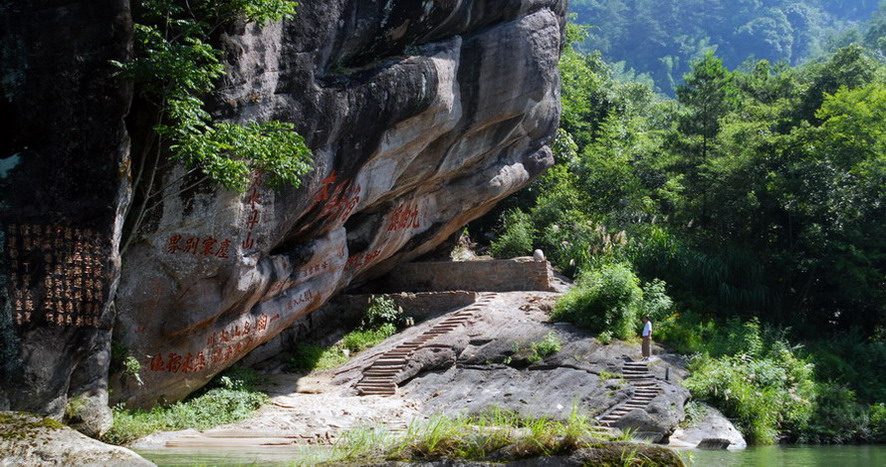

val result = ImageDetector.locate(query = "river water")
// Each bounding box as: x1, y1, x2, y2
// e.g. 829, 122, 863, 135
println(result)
137, 445, 886, 466
681, 445, 886, 466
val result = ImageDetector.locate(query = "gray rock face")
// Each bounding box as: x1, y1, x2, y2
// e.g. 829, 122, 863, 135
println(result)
0, 0, 131, 434
113, 0, 566, 407
332, 292, 690, 440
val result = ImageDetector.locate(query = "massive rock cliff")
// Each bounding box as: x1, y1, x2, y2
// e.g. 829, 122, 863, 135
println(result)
1, 0, 566, 425
0, 0, 132, 435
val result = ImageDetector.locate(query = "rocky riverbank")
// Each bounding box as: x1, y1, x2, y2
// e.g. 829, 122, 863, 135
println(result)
130, 289, 729, 461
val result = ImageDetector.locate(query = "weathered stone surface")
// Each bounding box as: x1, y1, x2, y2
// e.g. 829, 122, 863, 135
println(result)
669, 403, 747, 450
0, 0, 131, 434
328, 291, 689, 440
0, 412, 154, 466
113, 0, 566, 407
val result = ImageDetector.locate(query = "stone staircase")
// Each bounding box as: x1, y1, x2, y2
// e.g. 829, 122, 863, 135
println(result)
354, 293, 496, 396
597, 361, 661, 427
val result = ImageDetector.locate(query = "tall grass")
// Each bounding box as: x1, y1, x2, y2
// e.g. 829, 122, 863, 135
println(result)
286, 296, 406, 373
286, 323, 397, 373
291, 406, 630, 465
101, 367, 268, 445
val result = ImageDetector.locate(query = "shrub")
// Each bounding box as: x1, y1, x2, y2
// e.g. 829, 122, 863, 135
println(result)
490, 209, 535, 258
551, 262, 643, 339
799, 383, 869, 444
531, 332, 562, 359
870, 403, 886, 442
362, 295, 410, 331
682, 326, 816, 444
656, 313, 765, 358
639, 279, 672, 323
653, 311, 717, 355
804, 333, 886, 405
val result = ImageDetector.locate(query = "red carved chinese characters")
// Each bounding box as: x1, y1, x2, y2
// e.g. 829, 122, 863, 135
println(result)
241, 172, 265, 250
387, 203, 422, 231
345, 249, 383, 271
4, 223, 106, 327
313, 171, 361, 222
299, 261, 331, 279
166, 234, 232, 258
286, 289, 315, 311
148, 313, 278, 373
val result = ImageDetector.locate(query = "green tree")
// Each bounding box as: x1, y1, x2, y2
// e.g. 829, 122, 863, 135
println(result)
673, 52, 738, 225
119, 0, 313, 249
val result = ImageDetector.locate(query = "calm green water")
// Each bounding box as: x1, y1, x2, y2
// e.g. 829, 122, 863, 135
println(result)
138, 445, 886, 466
681, 445, 886, 467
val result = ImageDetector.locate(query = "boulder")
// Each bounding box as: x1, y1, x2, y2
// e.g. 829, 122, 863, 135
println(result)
0, 412, 154, 466
668, 403, 746, 450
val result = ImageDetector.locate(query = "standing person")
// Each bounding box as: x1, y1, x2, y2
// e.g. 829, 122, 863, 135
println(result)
641, 315, 652, 360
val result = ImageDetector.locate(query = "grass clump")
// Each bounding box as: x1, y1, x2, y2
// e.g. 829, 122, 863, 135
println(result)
287, 295, 408, 373
679, 401, 709, 428
285, 343, 349, 372
531, 332, 562, 360
101, 367, 267, 445
598, 370, 624, 381
297, 406, 636, 465
286, 324, 398, 373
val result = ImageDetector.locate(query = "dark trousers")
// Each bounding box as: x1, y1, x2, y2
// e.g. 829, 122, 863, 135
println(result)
642, 336, 651, 358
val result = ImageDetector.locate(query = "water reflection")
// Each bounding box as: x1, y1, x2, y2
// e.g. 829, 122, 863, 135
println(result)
682, 445, 886, 467
138, 445, 886, 466
136, 446, 324, 466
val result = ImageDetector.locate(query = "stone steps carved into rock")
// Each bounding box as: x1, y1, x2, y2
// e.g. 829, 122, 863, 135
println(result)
354, 294, 498, 396
597, 360, 662, 428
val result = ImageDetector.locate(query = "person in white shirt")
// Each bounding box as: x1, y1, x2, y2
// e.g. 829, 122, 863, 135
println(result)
641, 315, 652, 360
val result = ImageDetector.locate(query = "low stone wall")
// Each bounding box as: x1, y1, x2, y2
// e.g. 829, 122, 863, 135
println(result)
381, 258, 555, 293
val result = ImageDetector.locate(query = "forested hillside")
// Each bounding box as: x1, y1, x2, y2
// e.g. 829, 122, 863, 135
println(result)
476, 13, 886, 444
571, 0, 884, 95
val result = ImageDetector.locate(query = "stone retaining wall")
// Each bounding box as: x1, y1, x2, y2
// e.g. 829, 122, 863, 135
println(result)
381, 258, 555, 293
